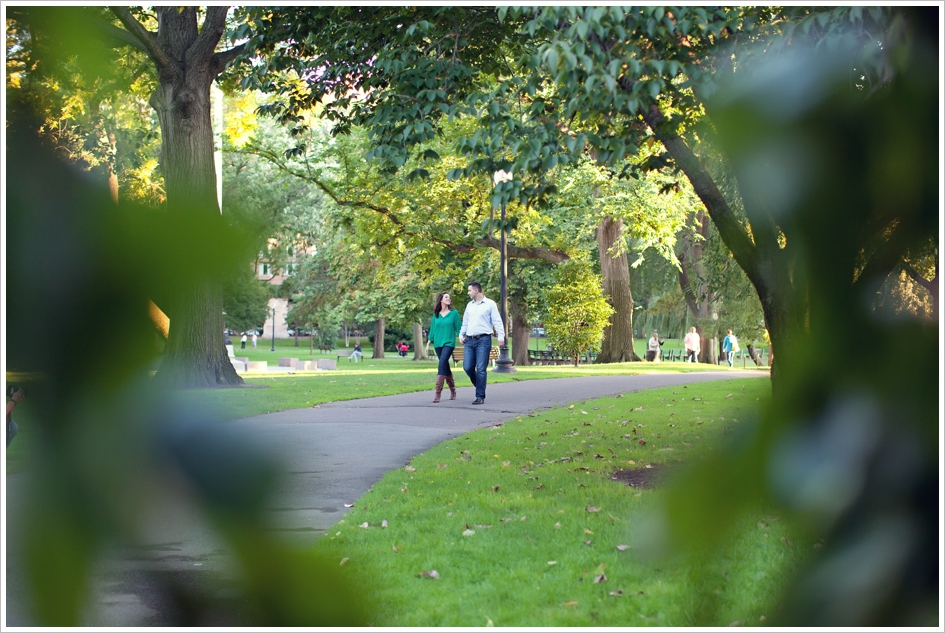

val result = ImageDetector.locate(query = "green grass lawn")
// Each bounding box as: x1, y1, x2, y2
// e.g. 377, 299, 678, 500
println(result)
310, 378, 807, 627
226, 335, 769, 366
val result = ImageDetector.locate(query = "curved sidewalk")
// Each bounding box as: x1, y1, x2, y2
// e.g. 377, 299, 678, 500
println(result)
5, 370, 766, 626
236, 371, 767, 548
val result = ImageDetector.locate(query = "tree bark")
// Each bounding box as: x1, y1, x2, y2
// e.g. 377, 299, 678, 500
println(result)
596, 216, 640, 362
373, 318, 385, 359
509, 281, 530, 367
113, 6, 243, 388
676, 210, 714, 363
644, 104, 803, 385
412, 322, 427, 360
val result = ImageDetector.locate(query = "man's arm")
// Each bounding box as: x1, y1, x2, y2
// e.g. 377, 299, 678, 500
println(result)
489, 300, 505, 344
459, 305, 469, 341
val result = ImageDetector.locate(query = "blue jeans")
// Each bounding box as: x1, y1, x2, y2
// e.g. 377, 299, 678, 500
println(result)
435, 345, 454, 378
725, 351, 734, 366
463, 336, 492, 399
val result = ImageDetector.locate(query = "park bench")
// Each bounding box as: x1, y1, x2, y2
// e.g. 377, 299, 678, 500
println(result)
451, 346, 500, 368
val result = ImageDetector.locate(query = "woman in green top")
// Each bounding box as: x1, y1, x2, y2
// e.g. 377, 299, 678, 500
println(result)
425, 291, 463, 402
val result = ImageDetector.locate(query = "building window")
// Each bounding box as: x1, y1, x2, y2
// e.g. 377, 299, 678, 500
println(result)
260, 262, 271, 276
284, 263, 298, 276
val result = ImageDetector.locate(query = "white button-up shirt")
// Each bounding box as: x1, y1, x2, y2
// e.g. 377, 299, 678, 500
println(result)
460, 297, 505, 340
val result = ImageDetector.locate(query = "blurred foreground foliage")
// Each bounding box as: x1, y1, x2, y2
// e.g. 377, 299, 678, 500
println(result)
5, 104, 366, 625
655, 13, 940, 628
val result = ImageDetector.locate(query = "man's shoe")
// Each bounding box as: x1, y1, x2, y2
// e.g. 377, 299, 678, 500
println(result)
472, 398, 484, 405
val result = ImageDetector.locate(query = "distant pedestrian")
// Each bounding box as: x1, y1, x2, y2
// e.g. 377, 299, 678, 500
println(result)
397, 341, 409, 357
251, 332, 257, 349
684, 327, 701, 363
459, 282, 505, 405
6, 386, 24, 447
425, 291, 462, 402
349, 343, 363, 361
646, 331, 664, 362
240, 333, 247, 349
722, 329, 739, 367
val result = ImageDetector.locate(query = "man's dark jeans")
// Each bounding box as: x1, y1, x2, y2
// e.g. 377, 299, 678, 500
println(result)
463, 335, 492, 399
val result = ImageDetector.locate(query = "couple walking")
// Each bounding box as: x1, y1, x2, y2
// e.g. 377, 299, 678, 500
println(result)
425, 282, 505, 405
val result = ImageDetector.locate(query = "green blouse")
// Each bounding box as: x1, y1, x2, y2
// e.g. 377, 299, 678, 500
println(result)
428, 309, 462, 348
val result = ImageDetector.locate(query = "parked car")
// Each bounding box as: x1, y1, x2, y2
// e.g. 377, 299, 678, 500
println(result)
287, 328, 312, 336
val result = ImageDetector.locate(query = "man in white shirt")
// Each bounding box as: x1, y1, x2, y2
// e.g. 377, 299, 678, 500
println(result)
459, 282, 506, 405
683, 327, 701, 363
646, 331, 663, 362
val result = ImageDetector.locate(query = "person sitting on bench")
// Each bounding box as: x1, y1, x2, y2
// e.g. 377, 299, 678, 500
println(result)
349, 343, 363, 361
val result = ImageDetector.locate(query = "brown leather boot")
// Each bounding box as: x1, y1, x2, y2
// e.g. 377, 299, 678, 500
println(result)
445, 375, 457, 400
433, 375, 445, 403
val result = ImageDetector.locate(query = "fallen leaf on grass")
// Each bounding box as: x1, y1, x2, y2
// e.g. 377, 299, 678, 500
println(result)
584, 540, 592, 546
627, 460, 636, 465
616, 545, 631, 551
554, 522, 561, 529
339, 557, 349, 566
381, 520, 388, 528
634, 407, 644, 411
437, 463, 447, 469
781, 537, 794, 547
492, 485, 500, 492
418, 570, 440, 580
609, 590, 624, 597
343, 503, 355, 508
727, 621, 741, 627
533, 484, 543, 490
462, 529, 476, 536
404, 466, 416, 472
593, 574, 607, 584
585, 506, 600, 513
392, 545, 402, 552
502, 461, 510, 467
475, 524, 493, 529
359, 522, 369, 529
547, 561, 558, 566
520, 515, 527, 521
584, 529, 593, 535
563, 601, 578, 607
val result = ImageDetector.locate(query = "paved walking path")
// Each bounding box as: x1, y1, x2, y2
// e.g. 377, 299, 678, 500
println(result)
5, 370, 766, 626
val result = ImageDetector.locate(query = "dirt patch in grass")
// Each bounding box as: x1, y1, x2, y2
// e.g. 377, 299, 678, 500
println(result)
611, 463, 671, 489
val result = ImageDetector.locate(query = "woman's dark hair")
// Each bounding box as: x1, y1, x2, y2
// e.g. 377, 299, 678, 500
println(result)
433, 292, 451, 316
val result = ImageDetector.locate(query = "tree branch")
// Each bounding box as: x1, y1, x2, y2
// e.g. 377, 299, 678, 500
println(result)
476, 235, 570, 263
641, 104, 760, 282
110, 7, 169, 68
212, 43, 247, 74
901, 260, 937, 295
189, 6, 229, 66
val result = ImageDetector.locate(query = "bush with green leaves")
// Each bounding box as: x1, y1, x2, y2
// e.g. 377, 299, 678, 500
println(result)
545, 255, 614, 366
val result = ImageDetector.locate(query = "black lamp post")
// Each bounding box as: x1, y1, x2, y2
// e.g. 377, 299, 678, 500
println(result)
492, 169, 516, 373
270, 306, 276, 352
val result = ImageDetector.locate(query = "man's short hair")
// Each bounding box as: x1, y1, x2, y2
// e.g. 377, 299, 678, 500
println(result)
468, 282, 483, 293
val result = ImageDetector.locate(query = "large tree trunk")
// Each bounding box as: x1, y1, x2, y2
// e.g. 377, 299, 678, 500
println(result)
644, 104, 805, 386
509, 280, 530, 367
373, 318, 385, 359
113, 7, 244, 388
596, 216, 640, 362
412, 322, 427, 360
676, 210, 714, 363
